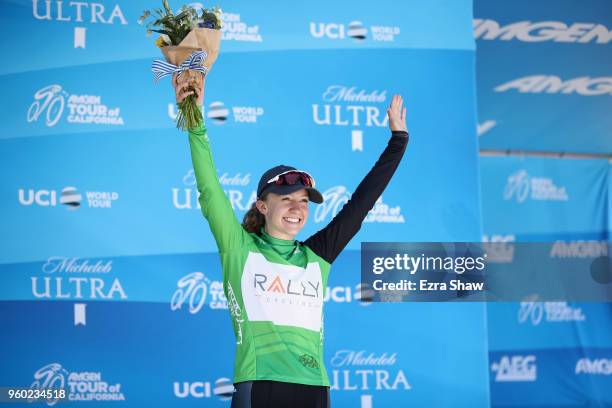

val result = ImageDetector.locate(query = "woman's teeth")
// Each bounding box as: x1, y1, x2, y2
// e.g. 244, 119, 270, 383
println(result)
284, 217, 300, 224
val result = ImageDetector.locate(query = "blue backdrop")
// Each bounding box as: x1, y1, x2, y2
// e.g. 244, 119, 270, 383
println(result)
0, 1, 489, 407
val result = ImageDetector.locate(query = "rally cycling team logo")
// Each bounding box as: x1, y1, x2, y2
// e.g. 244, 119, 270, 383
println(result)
27, 85, 124, 127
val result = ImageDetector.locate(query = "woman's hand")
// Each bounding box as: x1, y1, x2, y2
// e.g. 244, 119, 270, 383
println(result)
387, 94, 408, 133
173, 72, 205, 106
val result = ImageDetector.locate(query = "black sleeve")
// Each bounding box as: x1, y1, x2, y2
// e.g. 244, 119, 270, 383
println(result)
303, 131, 409, 264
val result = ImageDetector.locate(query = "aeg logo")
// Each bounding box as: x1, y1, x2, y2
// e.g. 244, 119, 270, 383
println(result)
491, 355, 537, 382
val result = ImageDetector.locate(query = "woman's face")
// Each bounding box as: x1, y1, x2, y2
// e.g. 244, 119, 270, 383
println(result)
256, 189, 310, 240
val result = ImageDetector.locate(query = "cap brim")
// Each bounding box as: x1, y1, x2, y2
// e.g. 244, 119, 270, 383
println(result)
262, 184, 324, 204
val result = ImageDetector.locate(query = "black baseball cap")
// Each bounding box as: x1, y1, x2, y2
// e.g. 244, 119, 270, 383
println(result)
257, 165, 324, 204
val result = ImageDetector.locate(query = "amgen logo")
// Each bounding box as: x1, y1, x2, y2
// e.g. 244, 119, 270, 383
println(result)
473, 19, 612, 44
495, 75, 612, 96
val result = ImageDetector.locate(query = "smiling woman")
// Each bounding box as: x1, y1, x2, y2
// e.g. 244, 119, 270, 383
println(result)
174, 73, 409, 408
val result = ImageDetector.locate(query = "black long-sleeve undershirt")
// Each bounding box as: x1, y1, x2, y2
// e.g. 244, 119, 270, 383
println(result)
303, 131, 409, 264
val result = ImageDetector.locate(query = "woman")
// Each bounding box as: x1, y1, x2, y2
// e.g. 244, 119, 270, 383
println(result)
174, 75, 408, 408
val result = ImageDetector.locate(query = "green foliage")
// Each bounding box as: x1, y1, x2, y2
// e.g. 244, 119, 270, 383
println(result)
138, 1, 222, 46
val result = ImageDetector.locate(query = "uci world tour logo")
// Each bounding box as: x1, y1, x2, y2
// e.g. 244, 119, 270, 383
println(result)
310, 20, 400, 42
173, 377, 234, 400
19, 186, 119, 210
168, 101, 264, 125
27, 85, 124, 127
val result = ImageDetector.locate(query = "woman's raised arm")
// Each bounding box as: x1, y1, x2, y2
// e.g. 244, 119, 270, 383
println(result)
174, 74, 250, 252
304, 95, 409, 264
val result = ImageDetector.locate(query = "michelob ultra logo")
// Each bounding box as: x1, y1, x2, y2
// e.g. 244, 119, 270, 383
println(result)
32, 1, 128, 49
172, 169, 255, 211
329, 349, 411, 391
33, 257, 126, 300
474, 19, 612, 44
312, 85, 389, 151
491, 355, 537, 382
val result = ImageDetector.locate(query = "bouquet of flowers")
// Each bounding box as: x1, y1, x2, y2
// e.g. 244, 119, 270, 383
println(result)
139, 0, 222, 130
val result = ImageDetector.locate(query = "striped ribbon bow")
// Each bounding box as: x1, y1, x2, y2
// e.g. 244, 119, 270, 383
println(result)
151, 50, 208, 82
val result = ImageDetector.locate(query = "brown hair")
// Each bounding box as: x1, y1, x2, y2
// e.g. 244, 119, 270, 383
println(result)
242, 201, 265, 234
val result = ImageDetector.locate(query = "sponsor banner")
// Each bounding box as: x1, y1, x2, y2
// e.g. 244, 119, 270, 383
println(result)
1, 48, 480, 262
487, 302, 612, 350
1, 0, 474, 75
489, 348, 612, 407
480, 156, 609, 240
474, 0, 612, 154
1, 273, 489, 407
0, 252, 385, 306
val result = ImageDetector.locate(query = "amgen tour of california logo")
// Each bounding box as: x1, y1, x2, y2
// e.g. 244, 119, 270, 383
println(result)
312, 85, 389, 151
18, 186, 119, 210
29, 363, 125, 406
518, 301, 586, 326
187, 3, 263, 42
310, 21, 400, 42
27, 85, 124, 127
503, 170, 568, 203
170, 272, 227, 314
314, 186, 404, 224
